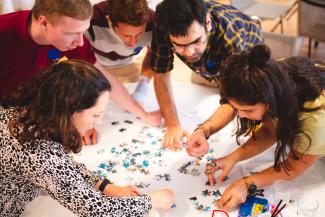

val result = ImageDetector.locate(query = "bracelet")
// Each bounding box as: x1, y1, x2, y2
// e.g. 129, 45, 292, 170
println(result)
99, 178, 113, 192
194, 125, 210, 139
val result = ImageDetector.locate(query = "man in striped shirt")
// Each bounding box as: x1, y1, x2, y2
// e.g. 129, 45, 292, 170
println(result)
150, 0, 263, 151
86, 0, 155, 105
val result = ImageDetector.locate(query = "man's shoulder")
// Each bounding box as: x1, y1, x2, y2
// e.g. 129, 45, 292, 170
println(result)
145, 8, 155, 32
206, 1, 257, 34
91, 1, 109, 28
0, 10, 30, 20
0, 10, 33, 51
0, 10, 30, 32
204, 0, 234, 9
205, 1, 247, 19
88, 1, 109, 41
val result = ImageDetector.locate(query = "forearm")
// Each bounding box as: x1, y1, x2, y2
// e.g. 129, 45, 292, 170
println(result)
37, 152, 152, 217
249, 152, 320, 188
250, 165, 297, 188
230, 118, 277, 162
154, 72, 179, 128
199, 104, 236, 137
94, 62, 148, 119
69, 156, 101, 186
62, 180, 152, 216
141, 48, 153, 78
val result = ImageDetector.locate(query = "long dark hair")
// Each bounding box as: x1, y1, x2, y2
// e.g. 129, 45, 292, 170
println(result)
1, 59, 111, 153
219, 44, 325, 172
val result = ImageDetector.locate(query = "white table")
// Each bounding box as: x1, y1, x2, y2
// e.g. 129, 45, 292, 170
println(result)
22, 82, 325, 217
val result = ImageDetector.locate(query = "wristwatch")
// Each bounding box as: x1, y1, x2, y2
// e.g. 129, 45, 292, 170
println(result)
242, 176, 257, 196
99, 178, 113, 192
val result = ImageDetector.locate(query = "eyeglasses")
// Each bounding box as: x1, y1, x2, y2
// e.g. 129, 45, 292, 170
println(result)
171, 35, 207, 53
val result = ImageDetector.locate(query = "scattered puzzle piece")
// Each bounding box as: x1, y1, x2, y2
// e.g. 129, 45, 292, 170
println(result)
119, 128, 126, 132
95, 120, 228, 216
96, 148, 105, 154
134, 182, 150, 189
154, 173, 171, 182
111, 121, 119, 125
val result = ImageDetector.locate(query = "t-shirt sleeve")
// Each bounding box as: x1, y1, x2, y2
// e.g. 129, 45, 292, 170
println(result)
65, 36, 96, 64
24, 141, 152, 217
293, 110, 325, 155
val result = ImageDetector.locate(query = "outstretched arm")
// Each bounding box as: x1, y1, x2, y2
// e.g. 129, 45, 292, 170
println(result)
217, 151, 320, 210
226, 117, 277, 163
26, 142, 152, 217
94, 61, 161, 126
154, 72, 190, 150
187, 103, 236, 157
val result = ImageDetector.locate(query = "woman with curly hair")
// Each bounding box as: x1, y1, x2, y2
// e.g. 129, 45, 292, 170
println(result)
0, 59, 174, 217
205, 44, 325, 209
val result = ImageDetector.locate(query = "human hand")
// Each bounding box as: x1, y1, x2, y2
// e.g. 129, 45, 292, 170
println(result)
103, 184, 140, 197
216, 179, 247, 210
186, 129, 209, 157
142, 110, 162, 127
163, 126, 190, 151
149, 189, 175, 210
82, 128, 98, 145
205, 155, 237, 186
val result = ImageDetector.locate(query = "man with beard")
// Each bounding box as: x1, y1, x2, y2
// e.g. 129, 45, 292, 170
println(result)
150, 0, 263, 151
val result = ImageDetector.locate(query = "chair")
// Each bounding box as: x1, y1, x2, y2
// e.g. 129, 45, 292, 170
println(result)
231, 0, 297, 33
298, 0, 325, 57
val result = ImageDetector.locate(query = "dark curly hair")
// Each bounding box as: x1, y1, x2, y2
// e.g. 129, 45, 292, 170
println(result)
155, 0, 208, 36
219, 44, 325, 172
107, 0, 149, 27
1, 60, 111, 154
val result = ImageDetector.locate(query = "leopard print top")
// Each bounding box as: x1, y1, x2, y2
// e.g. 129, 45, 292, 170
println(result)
0, 106, 152, 217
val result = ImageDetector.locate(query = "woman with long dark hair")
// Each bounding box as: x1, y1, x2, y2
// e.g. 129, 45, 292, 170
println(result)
205, 44, 325, 209
0, 59, 174, 217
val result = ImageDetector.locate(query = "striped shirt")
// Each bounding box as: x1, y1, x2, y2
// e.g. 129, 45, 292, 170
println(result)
150, 1, 264, 82
86, 1, 154, 68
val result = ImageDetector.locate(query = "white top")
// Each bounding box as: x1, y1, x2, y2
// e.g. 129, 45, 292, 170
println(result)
85, 25, 151, 68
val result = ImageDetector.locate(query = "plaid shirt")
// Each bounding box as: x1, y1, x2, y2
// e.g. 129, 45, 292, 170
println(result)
150, 1, 264, 82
